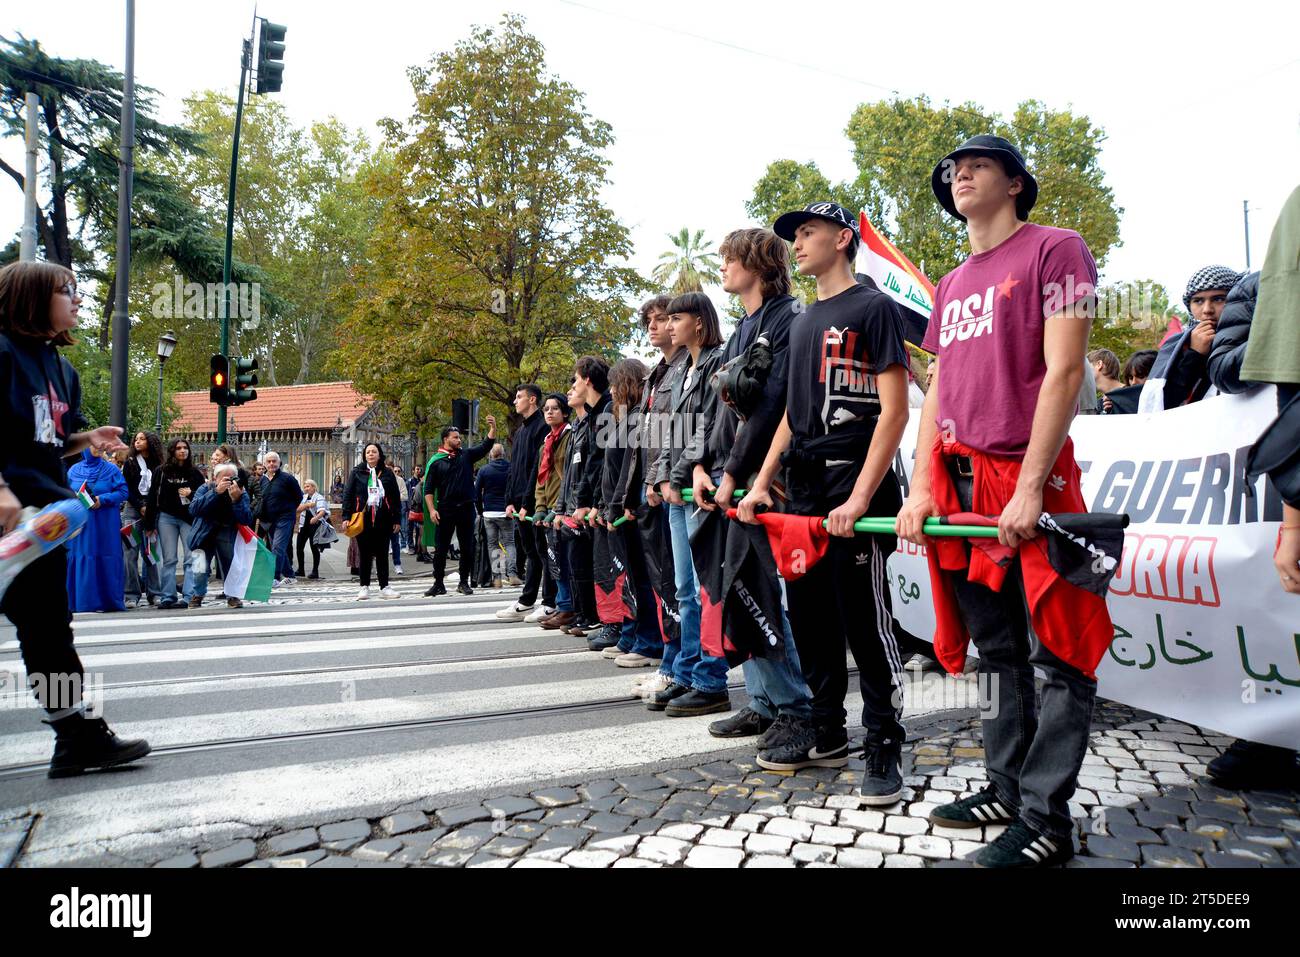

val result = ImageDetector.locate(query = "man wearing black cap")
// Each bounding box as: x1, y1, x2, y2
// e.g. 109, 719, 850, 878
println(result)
1137, 265, 1244, 412
898, 135, 1109, 868
737, 202, 911, 805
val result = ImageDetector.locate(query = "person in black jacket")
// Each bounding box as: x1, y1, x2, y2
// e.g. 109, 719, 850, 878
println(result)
1207, 271, 1261, 395
650, 292, 729, 717
497, 384, 548, 619
1139, 265, 1242, 411
690, 228, 816, 743
424, 417, 496, 596
145, 438, 205, 609
343, 442, 402, 600
475, 444, 513, 587
122, 430, 163, 606
258, 451, 304, 585
0, 260, 149, 778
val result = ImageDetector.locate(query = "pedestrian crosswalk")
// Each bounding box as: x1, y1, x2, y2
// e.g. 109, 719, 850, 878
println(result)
0, 580, 969, 865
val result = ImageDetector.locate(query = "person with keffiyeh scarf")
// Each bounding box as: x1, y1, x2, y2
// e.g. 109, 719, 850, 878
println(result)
343, 442, 403, 600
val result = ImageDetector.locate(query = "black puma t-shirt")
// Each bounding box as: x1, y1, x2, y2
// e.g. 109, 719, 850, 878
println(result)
785, 283, 908, 504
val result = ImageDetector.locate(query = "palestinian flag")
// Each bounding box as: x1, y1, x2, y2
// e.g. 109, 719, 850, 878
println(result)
593, 525, 635, 625
225, 523, 275, 602
857, 213, 934, 347
120, 521, 160, 565
420, 451, 451, 548
636, 502, 679, 645
75, 482, 95, 510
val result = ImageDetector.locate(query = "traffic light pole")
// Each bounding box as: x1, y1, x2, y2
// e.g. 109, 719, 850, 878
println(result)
219, 32, 252, 444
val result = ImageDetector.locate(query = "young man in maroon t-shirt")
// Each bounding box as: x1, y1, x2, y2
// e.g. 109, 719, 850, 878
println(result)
898, 135, 1110, 867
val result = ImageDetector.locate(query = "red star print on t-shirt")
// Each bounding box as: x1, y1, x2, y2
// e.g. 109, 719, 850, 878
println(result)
47, 383, 69, 437
995, 273, 1021, 300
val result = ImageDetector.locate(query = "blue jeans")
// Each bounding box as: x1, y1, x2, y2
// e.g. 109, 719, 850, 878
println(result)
188, 529, 235, 598
156, 512, 193, 603
270, 514, 296, 580
554, 530, 573, 612
390, 531, 403, 567
665, 503, 728, 694
743, 605, 813, 719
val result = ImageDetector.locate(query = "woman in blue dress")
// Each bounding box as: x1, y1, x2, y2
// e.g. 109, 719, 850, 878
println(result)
66, 447, 129, 612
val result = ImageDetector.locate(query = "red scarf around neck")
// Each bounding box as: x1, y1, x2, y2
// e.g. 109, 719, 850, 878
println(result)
537, 423, 567, 486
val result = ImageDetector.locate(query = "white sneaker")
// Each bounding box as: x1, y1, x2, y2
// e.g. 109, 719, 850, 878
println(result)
615, 653, 660, 669
496, 602, 533, 622
524, 605, 555, 623
638, 672, 672, 700
271, 578, 282, 590
601, 645, 624, 660
380, 586, 400, 600
280, 578, 295, 587
356, 586, 370, 600
394, 566, 404, 576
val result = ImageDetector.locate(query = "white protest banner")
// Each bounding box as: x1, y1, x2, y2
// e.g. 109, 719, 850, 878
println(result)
887, 387, 1298, 749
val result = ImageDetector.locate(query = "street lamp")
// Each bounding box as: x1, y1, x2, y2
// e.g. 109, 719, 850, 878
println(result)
155, 330, 177, 434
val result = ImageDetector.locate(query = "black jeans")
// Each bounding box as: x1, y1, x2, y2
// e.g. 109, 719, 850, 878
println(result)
518, 520, 544, 605
785, 534, 905, 743
3, 548, 84, 719
434, 503, 475, 588
357, 523, 390, 588
567, 532, 597, 625
296, 524, 322, 576
953, 564, 1097, 839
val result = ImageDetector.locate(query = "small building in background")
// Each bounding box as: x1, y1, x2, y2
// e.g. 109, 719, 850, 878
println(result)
169, 381, 420, 500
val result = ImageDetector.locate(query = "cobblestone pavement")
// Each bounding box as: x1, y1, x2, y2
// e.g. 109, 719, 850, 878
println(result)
152, 700, 1299, 869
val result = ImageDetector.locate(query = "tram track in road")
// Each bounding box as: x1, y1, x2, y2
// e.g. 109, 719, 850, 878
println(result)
0, 669, 866, 781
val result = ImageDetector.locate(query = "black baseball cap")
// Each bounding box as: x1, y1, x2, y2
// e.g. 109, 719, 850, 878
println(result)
931, 135, 1038, 223
773, 202, 861, 242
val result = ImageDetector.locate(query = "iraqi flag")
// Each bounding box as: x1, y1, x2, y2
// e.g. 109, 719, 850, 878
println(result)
856, 213, 934, 347
225, 523, 275, 602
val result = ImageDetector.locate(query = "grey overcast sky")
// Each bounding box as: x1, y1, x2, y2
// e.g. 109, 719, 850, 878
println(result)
4, 0, 1299, 311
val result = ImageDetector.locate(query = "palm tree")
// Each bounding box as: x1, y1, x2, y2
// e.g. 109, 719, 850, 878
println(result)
651, 228, 721, 294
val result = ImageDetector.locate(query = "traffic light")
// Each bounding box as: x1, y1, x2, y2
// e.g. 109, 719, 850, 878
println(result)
255, 20, 286, 94
209, 354, 230, 406
231, 355, 259, 406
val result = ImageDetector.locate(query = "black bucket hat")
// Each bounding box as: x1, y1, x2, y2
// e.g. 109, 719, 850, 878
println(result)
931, 135, 1038, 223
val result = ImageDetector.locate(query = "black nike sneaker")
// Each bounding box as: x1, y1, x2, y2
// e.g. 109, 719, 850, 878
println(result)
756, 724, 849, 771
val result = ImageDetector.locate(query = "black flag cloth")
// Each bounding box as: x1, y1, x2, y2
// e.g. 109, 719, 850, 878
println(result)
636, 503, 679, 646
691, 508, 788, 668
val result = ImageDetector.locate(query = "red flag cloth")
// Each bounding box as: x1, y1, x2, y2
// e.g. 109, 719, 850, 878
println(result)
725, 509, 830, 581
1157, 316, 1184, 347
926, 436, 1114, 680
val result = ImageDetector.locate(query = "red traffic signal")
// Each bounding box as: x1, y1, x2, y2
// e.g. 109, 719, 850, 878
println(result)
210, 354, 231, 406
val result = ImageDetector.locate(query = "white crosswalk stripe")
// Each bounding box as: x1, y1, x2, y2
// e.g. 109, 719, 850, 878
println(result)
0, 584, 964, 865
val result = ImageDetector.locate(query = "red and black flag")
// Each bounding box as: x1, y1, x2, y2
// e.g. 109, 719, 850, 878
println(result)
593, 524, 636, 625
693, 509, 789, 668
636, 503, 679, 645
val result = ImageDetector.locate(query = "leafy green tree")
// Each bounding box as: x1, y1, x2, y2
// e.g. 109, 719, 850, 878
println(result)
750, 96, 1124, 286
651, 228, 721, 294
1090, 278, 1180, 361
0, 35, 266, 352
334, 15, 645, 438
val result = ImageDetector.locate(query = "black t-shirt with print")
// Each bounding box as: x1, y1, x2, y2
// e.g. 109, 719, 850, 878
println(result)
785, 283, 908, 508
0, 333, 86, 507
